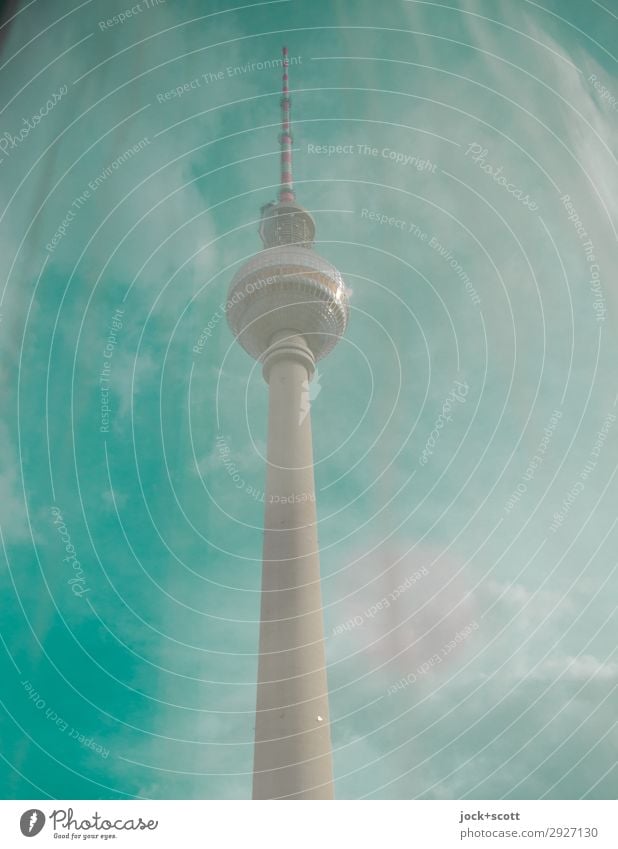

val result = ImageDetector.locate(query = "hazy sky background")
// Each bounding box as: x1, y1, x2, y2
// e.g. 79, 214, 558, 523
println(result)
0, 0, 616, 799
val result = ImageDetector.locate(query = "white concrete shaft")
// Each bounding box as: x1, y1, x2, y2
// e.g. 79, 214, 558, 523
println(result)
252, 331, 334, 800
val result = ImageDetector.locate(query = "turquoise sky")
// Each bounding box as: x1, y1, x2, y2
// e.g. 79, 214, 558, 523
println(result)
0, 0, 616, 800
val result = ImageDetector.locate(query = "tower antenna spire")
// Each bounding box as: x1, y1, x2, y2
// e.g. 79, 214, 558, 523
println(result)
259, 46, 315, 248
279, 46, 295, 203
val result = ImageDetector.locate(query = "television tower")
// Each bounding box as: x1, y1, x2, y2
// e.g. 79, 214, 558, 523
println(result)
226, 47, 349, 799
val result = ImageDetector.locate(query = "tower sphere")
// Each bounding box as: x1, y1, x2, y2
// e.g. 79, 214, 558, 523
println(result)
227, 239, 349, 363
